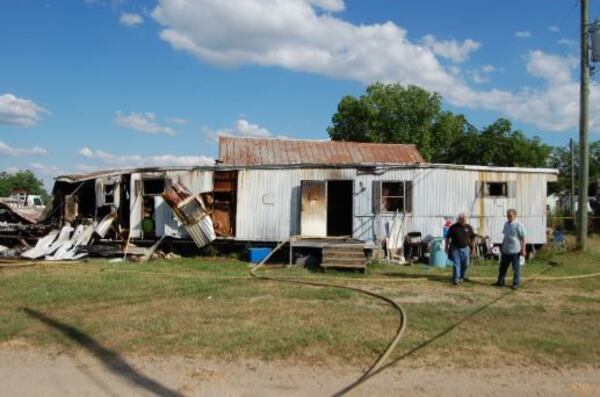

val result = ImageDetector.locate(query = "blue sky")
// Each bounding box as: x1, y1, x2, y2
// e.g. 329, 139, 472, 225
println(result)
1, 0, 599, 188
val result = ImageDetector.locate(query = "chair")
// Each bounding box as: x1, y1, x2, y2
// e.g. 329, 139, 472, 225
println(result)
470, 234, 484, 263
404, 232, 423, 262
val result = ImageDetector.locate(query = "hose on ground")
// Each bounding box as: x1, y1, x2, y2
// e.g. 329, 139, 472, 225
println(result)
250, 241, 408, 396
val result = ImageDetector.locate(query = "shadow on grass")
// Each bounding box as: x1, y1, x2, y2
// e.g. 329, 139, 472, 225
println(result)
333, 265, 556, 396
21, 308, 183, 397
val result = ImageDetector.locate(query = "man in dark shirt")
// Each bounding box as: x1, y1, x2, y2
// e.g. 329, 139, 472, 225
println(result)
445, 213, 476, 285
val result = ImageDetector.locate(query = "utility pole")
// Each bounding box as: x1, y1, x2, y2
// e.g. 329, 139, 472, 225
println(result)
570, 138, 576, 216
577, 0, 590, 251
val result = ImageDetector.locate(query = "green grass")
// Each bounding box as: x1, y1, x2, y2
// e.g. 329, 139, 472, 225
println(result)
0, 236, 599, 368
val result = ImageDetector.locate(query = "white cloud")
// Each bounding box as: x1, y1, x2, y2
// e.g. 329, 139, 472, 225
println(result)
421, 34, 481, 63
558, 38, 577, 47
2, 167, 20, 174
0, 93, 49, 127
151, 0, 600, 133
30, 163, 64, 176
78, 147, 214, 167
469, 64, 496, 84
307, 0, 345, 12
205, 118, 272, 142
74, 163, 99, 173
547, 26, 560, 33
152, 0, 479, 108
168, 117, 188, 125
119, 12, 144, 27
515, 31, 531, 38
114, 112, 175, 135
526, 50, 576, 83
0, 140, 47, 157
486, 50, 588, 132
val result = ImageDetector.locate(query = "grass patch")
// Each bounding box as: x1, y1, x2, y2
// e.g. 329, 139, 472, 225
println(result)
0, 235, 599, 367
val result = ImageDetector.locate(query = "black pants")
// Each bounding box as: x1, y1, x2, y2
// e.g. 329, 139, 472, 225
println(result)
497, 253, 521, 286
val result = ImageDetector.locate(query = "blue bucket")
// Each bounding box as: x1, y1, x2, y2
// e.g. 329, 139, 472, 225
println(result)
248, 247, 272, 263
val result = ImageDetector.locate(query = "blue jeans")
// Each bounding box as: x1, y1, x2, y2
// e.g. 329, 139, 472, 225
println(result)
498, 253, 521, 286
450, 247, 470, 282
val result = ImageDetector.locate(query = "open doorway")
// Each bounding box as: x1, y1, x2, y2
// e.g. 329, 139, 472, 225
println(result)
141, 178, 165, 239
326, 180, 353, 236
212, 171, 237, 237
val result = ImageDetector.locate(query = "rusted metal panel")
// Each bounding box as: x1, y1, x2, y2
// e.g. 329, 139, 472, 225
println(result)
219, 136, 425, 166
162, 182, 216, 247
0, 202, 45, 224
301, 180, 327, 237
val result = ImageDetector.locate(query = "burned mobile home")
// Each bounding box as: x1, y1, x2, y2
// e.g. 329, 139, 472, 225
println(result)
5, 137, 558, 264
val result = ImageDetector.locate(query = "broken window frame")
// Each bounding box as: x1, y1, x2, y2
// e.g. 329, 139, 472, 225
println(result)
104, 184, 115, 205
142, 178, 165, 196
481, 181, 510, 198
372, 180, 413, 214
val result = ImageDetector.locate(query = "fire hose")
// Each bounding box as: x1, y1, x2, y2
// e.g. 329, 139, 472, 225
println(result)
4, 252, 600, 395
250, 240, 407, 396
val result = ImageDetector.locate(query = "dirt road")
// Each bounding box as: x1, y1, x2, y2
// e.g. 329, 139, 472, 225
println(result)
1, 347, 599, 396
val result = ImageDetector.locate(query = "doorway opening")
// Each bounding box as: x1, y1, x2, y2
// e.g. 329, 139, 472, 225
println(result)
212, 171, 238, 237
326, 180, 353, 236
141, 178, 165, 239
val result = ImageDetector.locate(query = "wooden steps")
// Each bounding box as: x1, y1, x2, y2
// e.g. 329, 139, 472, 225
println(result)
321, 244, 367, 271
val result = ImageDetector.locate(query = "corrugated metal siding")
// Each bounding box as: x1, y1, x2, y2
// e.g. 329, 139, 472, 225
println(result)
235, 167, 549, 244
235, 168, 355, 241
161, 170, 214, 238
219, 136, 425, 166
129, 171, 213, 239
165, 170, 213, 195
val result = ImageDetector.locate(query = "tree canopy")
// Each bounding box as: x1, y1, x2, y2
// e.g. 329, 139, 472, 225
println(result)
548, 141, 600, 193
328, 83, 552, 167
0, 170, 49, 201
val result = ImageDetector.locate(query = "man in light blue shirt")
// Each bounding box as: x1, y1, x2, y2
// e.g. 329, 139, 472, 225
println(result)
494, 209, 526, 290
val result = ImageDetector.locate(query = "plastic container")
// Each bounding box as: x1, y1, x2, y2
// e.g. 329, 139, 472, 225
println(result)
429, 238, 450, 268
248, 247, 272, 263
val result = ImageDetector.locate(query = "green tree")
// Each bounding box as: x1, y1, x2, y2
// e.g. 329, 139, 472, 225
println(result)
328, 83, 552, 167
328, 83, 442, 159
0, 170, 49, 201
468, 119, 551, 167
429, 112, 478, 163
548, 140, 600, 193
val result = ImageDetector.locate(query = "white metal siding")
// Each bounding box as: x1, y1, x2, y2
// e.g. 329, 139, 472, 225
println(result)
165, 170, 213, 195
129, 173, 143, 238
235, 167, 550, 244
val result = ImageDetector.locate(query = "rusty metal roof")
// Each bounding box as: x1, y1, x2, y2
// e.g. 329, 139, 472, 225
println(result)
219, 137, 425, 166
